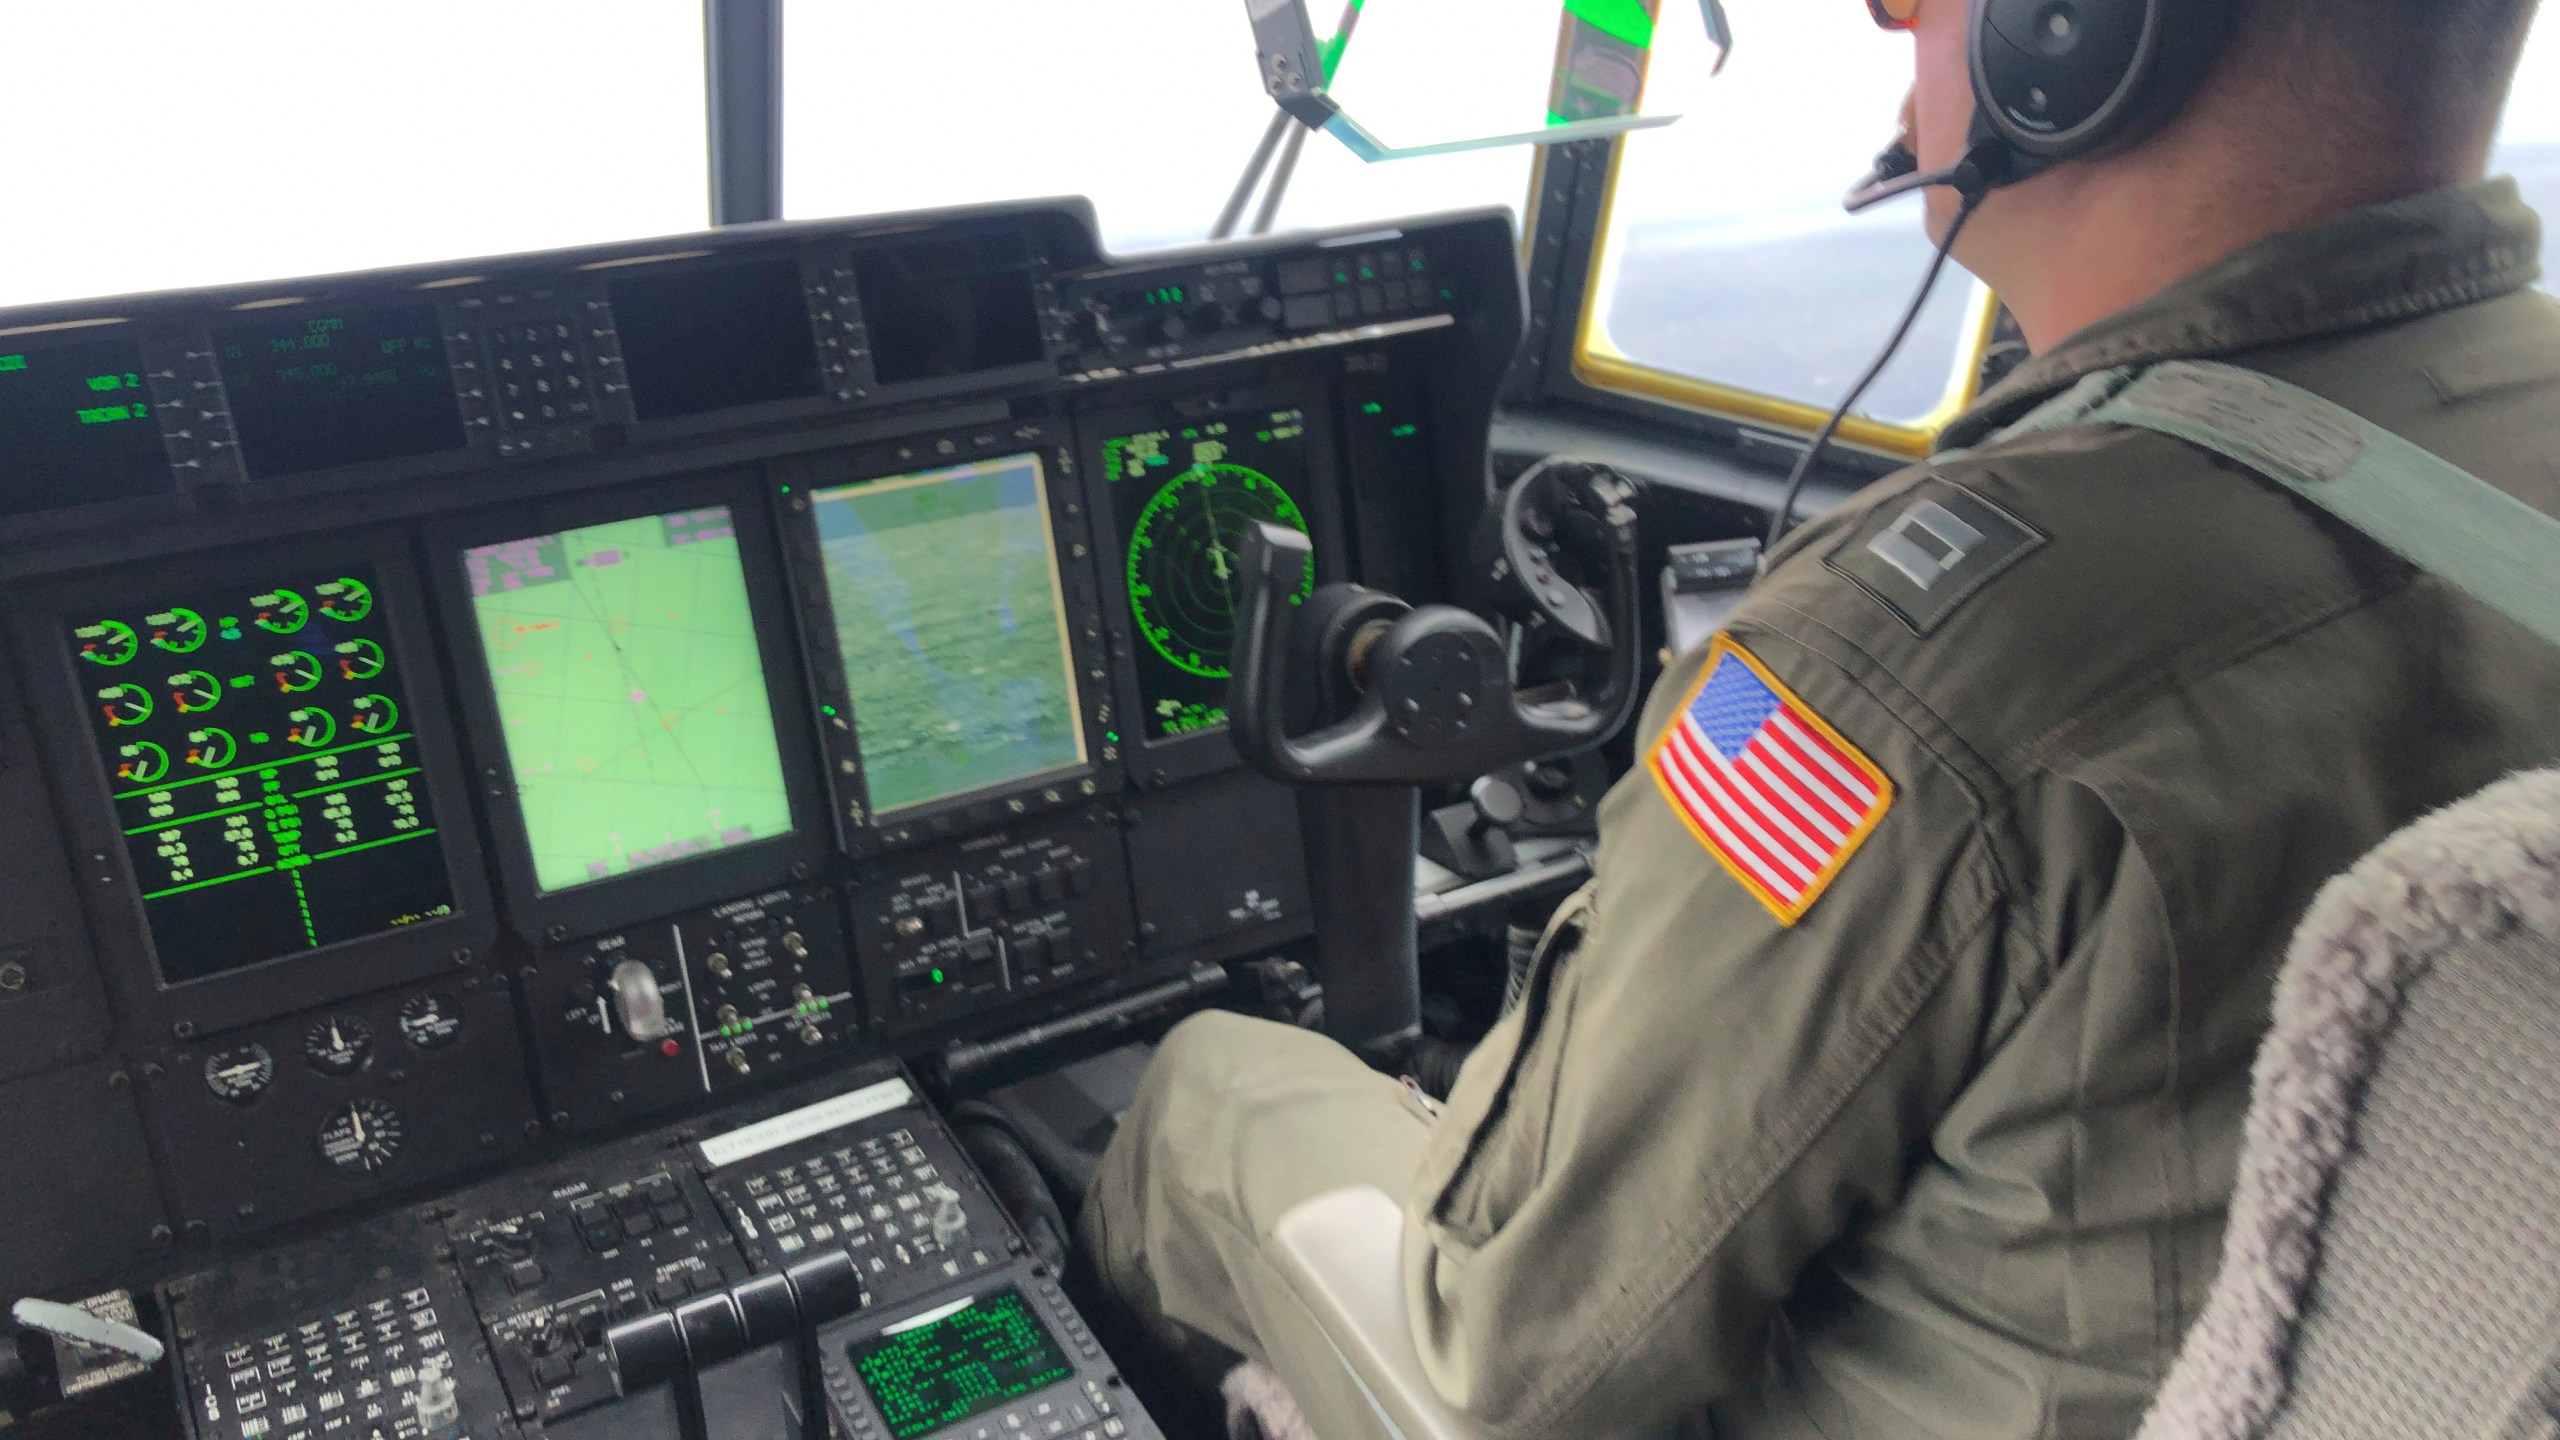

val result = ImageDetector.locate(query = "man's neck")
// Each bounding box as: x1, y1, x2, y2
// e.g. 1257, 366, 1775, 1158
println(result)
1985, 133, 2475, 354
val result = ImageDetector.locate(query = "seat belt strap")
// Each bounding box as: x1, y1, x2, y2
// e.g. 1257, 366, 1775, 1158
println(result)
1984, 359, 2560, 651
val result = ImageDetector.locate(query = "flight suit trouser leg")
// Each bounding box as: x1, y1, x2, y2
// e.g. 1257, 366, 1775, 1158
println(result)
1080, 1009, 1433, 1440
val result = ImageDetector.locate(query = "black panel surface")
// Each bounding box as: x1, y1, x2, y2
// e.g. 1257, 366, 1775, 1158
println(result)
213, 303, 466, 479
0, 643, 115, 1083
0, 1059, 167, 1303
524, 883, 862, 1134
849, 809, 1137, 1036
610, 259, 822, 420
136, 977, 536, 1238
0, 332, 173, 519
161, 1207, 511, 1440
1122, 768, 1312, 961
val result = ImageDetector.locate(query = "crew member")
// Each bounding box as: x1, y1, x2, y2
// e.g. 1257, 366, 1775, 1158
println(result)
1083, 0, 2560, 1434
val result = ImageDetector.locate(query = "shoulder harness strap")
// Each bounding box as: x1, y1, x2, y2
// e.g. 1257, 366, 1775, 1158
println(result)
1980, 359, 2560, 651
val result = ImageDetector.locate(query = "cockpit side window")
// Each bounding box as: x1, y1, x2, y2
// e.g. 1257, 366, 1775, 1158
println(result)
1571, 0, 2560, 457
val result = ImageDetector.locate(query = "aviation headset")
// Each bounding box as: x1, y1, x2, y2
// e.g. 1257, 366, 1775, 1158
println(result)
1851, 0, 2248, 207
1783, 0, 2248, 557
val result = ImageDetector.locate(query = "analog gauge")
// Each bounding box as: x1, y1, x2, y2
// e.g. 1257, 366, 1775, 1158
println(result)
252, 589, 309, 635
202, 1043, 275, 1105
315, 577, 374, 623
303, 1014, 375, 1076
397, 993, 464, 1050
74, 619, 139, 667
185, 727, 238, 770
270, 651, 322, 693
147, 607, 207, 654
349, 695, 399, 735
170, 670, 223, 714
1125, 462, 1313, 678
97, 683, 153, 728
286, 707, 336, 749
116, 740, 171, 787
334, 638, 387, 681
316, 1098, 403, 1174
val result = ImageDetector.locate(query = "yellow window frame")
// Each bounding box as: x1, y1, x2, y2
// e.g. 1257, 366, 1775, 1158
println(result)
1566, 138, 2001, 461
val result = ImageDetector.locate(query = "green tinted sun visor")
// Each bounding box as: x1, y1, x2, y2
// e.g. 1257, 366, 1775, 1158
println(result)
1246, 0, 1732, 160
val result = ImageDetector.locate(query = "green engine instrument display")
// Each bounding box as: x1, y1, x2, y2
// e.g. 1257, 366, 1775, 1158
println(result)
463, 508, 794, 894
806, 453, 1087, 818
68, 567, 457, 985
1103, 407, 1316, 742
850, 1290, 1074, 1439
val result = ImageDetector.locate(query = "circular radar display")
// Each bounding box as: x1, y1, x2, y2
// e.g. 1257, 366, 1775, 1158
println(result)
317, 1098, 402, 1174
1126, 463, 1313, 678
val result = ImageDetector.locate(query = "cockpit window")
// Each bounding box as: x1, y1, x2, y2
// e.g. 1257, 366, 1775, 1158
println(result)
1577, 1, 2560, 456
1574, 3, 1991, 458
0, 1, 710, 310
779, 0, 1533, 252
2497, 9, 2560, 286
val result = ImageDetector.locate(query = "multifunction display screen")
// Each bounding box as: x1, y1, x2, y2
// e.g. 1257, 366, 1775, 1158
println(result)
69, 567, 457, 985
850, 1290, 1074, 1439
1101, 407, 1316, 742
213, 304, 466, 478
0, 336, 173, 518
462, 508, 794, 894
807, 455, 1086, 815
851, 233, 1046, 387
609, 259, 822, 420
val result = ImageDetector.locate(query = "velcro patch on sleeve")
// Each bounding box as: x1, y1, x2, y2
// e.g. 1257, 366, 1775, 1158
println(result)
1647, 637, 1894, 925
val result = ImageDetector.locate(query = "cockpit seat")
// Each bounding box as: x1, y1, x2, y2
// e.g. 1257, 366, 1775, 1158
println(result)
1262, 766, 2560, 1440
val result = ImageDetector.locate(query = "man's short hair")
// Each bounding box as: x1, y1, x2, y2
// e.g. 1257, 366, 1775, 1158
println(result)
2237, 0, 2540, 157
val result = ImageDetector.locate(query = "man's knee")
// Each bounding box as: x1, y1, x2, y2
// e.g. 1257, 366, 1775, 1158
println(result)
1143, 1009, 1315, 1104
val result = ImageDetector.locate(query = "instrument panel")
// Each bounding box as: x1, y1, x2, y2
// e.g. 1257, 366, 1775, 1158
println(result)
0, 200, 1518, 1425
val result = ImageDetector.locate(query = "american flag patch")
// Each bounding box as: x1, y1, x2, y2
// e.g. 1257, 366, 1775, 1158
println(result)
1648, 638, 1893, 925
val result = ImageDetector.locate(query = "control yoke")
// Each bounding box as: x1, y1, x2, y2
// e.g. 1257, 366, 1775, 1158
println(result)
1230, 457, 1642, 784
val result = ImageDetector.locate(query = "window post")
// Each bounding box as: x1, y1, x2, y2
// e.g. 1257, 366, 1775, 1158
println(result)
705, 0, 783, 225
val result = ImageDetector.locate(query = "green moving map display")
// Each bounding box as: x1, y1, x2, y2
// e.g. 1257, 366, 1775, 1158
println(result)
809, 454, 1086, 816
464, 508, 793, 893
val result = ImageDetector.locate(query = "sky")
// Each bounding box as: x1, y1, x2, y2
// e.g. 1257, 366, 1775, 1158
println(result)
0, 0, 2552, 309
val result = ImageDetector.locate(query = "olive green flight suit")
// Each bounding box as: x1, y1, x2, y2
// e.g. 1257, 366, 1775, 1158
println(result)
1081, 180, 2560, 1440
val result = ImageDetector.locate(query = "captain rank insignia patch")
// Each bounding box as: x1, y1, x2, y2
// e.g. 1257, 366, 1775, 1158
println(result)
1649, 637, 1893, 925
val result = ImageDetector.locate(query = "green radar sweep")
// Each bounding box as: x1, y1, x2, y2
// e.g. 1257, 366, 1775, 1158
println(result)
1124, 462, 1313, 679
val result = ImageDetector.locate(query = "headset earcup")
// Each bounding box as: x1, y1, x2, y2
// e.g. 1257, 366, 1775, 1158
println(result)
1969, 0, 2241, 166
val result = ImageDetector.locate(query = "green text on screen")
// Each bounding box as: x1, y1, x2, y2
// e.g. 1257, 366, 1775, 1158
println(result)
809, 454, 1086, 815
464, 508, 793, 892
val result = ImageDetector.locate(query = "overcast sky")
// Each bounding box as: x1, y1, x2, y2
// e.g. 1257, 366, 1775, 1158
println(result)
0, 0, 2552, 308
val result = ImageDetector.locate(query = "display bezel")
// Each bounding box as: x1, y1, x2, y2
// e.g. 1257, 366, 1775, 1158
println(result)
426, 470, 832, 944
773, 416, 1121, 859
1078, 381, 1348, 789
840, 227, 1061, 407
209, 298, 472, 482
5, 532, 497, 1043
0, 320, 185, 536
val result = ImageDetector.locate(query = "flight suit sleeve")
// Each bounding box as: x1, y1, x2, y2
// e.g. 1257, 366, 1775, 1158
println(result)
1401, 617, 2016, 1437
